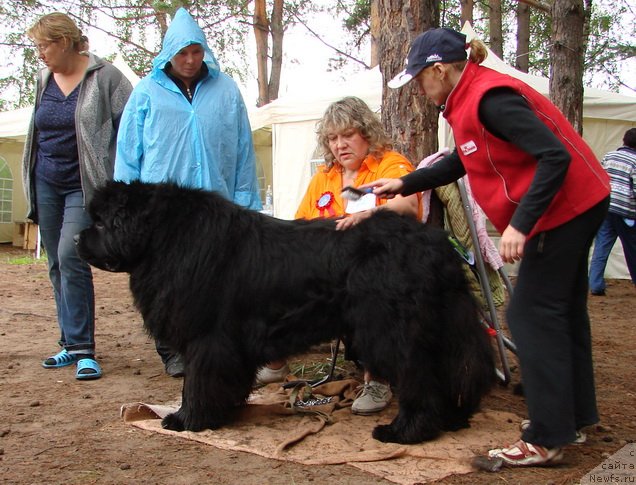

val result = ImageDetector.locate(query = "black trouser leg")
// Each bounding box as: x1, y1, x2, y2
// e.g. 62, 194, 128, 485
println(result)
507, 198, 608, 448
155, 339, 176, 364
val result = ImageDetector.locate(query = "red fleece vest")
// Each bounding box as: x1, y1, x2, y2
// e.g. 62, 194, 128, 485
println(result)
443, 62, 609, 237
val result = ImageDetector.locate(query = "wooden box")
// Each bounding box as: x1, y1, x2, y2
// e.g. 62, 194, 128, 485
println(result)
13, 221, 38, 250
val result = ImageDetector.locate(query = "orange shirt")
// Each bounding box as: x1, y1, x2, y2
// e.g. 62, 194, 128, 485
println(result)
295, 150, 421, 219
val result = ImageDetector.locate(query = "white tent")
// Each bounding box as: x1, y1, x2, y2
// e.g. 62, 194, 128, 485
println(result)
248, 26, 635, 279
0, 106, 33, 244
0, 55, 139, 244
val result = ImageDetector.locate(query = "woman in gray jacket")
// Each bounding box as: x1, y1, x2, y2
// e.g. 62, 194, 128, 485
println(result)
22, 12, 132, 380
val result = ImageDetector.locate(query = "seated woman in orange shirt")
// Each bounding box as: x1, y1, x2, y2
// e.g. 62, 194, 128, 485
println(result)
256, 96, 421, 415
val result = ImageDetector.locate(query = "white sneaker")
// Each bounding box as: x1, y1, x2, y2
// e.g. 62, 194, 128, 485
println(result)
488, 439, 563, 466
254, 364, 290, 386
351, 380, 392, 415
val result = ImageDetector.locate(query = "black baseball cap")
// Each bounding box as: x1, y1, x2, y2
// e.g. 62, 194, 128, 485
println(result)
388, 28, 468, 89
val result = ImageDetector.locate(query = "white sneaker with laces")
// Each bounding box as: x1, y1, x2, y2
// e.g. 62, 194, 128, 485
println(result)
254, 364, 290, 386
351, 380, 392, 415
488, 439, 563, 466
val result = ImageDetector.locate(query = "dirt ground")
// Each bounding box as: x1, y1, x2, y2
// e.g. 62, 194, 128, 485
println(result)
0, 242, 634, 485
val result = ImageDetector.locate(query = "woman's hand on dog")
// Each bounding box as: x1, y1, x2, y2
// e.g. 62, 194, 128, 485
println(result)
335, 209, 376, 230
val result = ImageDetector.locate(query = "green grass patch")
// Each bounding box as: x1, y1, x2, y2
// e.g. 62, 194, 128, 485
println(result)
290, 353, 351, 380
6, 254, 47, 265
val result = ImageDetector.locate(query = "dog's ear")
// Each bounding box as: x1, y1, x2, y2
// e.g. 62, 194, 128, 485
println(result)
123, 180, 153, 207
91, 180, 157, 235
97, 180, 156, 221
91, 180, 132, 213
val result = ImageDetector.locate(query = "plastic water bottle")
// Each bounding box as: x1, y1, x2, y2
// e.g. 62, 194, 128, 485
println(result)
262, 184, 273, 216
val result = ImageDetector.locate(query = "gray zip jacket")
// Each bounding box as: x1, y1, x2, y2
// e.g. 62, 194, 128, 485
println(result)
22, 53, 132, 223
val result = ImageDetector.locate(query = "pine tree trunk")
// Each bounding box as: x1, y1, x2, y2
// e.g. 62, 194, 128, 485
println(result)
376, 0, 443, 227
253, 0, 284, 107
268, 0, 284, 103
515, 1, 531, 72
460, 0, 474, 27
549, 0, 586, 134
376, 0, 440, 165
370, 1, 380, 68
489, 0, 504, 58
253, 0, 270, 107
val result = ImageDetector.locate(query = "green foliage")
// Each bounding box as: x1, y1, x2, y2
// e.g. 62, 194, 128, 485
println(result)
512, 1, 634, 93
584, 4, 636, 91
0, 1, 44, 108
319, 1, 373, 72
526, 8, 552, 78
440, 0, 633, 94
341, 0, 370, 33
438, 0, 461, 31
0, 0, 256, 107
0, 0, 633, 109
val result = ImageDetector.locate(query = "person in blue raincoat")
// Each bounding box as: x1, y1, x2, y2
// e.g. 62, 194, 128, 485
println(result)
115, 8, 262, 377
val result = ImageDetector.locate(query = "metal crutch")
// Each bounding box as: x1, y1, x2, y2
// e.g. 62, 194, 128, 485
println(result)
456, 177, 516, 384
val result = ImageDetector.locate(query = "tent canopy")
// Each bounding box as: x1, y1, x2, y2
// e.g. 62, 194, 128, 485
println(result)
0, 107, 32, 142
250, 68, 382, 131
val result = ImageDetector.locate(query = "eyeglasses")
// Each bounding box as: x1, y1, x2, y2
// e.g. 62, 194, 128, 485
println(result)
35, 40, 57, 53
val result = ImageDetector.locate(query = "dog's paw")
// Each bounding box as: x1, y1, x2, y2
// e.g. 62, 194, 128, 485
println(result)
161, 413, 185, 432
373, 423, 440, 444
443, 416, 470, 432
372, 424, 400, 443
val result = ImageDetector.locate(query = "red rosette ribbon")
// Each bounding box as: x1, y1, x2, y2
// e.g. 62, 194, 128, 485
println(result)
316, 191, 336, 217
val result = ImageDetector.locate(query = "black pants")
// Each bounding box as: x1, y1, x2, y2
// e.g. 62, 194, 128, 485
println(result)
155, 339, 177, 364
508, 197, 609, 449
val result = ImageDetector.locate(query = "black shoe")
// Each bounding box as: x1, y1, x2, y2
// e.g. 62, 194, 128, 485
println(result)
164, 354, 185, 378
590, 290, 606, 296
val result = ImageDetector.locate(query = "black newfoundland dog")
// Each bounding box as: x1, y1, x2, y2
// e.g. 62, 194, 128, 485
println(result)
77, 181, 495, 444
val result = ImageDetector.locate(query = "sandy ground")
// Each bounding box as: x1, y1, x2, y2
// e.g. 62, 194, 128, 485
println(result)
0, 243, 634, 485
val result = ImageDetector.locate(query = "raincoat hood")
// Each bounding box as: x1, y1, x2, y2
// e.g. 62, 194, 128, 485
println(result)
152, 7, 220, 78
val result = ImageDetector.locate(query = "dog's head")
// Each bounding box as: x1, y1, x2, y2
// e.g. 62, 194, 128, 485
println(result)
76, 180, 155, 273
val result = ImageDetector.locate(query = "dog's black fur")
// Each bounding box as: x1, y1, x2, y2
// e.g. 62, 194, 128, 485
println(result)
77, 181, 495, 444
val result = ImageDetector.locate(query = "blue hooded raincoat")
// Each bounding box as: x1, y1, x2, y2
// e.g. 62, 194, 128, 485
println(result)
114, 8, 262, 209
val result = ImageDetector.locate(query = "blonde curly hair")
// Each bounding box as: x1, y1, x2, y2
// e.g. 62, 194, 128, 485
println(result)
316, 96, 392, 170
27, 12, 87, 53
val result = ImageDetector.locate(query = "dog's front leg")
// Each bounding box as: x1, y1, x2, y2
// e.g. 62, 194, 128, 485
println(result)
372, 356, 445, 444
161, 336, 254, 432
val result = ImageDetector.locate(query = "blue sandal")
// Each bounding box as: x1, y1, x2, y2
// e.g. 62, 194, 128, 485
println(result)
42, 349, 77, 368
75, 358, 103, 380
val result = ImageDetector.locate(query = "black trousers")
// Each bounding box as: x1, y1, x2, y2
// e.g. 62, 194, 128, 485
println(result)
155, 339, 177, 364
508, 197, 609, 449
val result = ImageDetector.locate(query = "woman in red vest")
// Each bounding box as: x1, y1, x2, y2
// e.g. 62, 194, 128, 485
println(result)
364, 28, 610, 466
